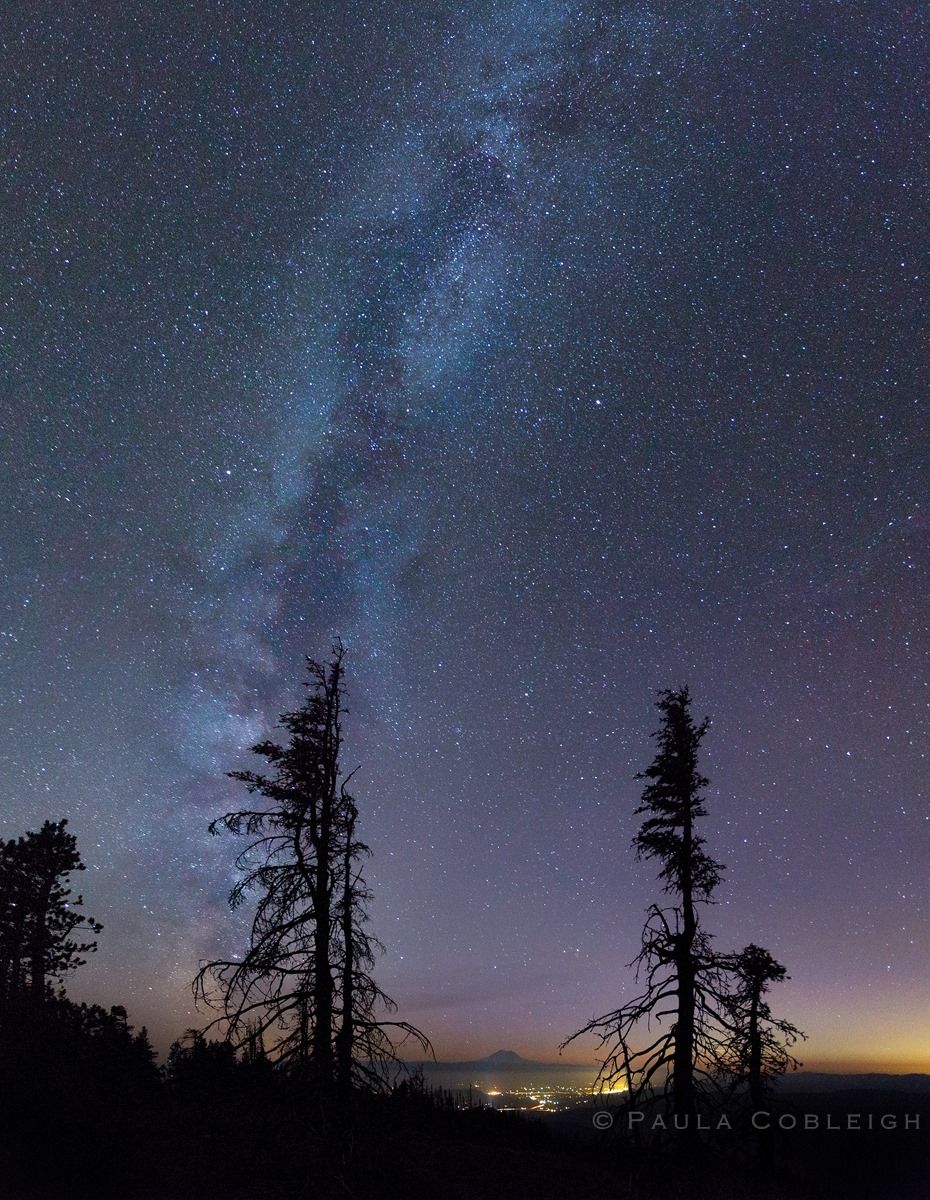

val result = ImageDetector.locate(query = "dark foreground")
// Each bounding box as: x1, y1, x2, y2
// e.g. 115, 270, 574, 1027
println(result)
2, 1084, 928, 1199
0, 1008, 926, 1199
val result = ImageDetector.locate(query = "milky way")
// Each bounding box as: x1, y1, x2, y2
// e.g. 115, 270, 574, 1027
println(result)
1, 1, 927, 1066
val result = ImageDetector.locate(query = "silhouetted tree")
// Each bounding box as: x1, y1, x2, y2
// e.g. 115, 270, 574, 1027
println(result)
563, 687, 726, 1129
165, 1027, 241, 1098
195, 643, 429, 1101
0, 991, 158, 1199
716, 944, 804, 1107
0, 840, 26, 1005
0, 820, 101, 1006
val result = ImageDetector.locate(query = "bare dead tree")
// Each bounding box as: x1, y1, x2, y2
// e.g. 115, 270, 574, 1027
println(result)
194, 643, 429, 1101
566, 907, 732, 1110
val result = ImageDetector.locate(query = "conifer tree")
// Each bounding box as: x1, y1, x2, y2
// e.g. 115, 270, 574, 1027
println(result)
717, 943, 804, 1107
195, 644, 428, 1098
0, 820, 101, 1005
563, 688, 725, 1127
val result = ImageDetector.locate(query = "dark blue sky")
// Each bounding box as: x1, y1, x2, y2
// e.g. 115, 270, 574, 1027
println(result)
1, 1, 927, 1067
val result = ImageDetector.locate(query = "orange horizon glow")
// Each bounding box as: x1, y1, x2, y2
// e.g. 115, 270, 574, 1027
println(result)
400, 1039, 930, 1078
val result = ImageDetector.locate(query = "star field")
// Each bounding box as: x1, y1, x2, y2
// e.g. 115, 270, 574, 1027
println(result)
1, 1, 927, 1067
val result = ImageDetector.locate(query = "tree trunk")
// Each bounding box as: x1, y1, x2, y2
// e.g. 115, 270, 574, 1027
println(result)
312, 872, 334, 1089
335, 814, 355, 1098
748, 989, 763, 1109
674, 800, 698, 1138
311, 667, 339, 1093
674, 943, 696, 1123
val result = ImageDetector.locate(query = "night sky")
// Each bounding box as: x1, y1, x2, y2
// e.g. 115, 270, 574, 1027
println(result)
1, 2, 927, 1070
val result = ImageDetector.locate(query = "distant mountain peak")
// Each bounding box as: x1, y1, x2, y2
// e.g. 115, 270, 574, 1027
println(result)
478, 1049, 528, 1065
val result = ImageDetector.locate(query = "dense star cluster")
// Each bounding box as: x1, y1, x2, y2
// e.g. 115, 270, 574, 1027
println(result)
1, 2, 926, 1067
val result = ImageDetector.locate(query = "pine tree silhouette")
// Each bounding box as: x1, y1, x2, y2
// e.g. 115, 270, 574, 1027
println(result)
195, 643, 429, 1102
563, 688, 728, 1131
0, 819, 101, 1005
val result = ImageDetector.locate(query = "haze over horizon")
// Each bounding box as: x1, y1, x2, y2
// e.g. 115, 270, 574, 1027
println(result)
2, 2, 926, 1076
